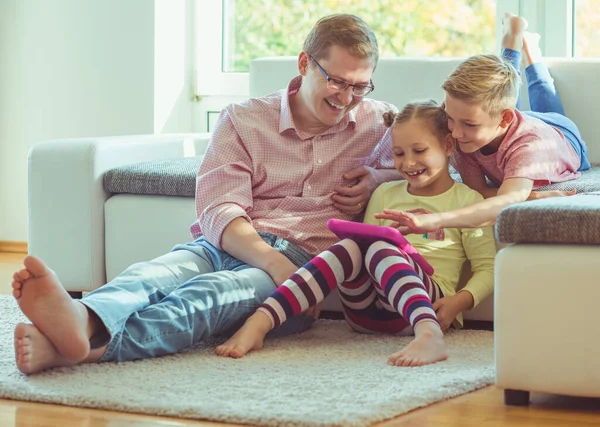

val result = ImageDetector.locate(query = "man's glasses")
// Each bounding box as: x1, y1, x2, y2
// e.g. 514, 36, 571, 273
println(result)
310, 56, 375, 97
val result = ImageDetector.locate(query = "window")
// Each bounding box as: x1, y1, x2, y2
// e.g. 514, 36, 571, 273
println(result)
573, 0, 600, 57
223, 0, 497, 73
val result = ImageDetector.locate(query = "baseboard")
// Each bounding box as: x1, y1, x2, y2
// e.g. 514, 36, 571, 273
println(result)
0, 241, 28, 254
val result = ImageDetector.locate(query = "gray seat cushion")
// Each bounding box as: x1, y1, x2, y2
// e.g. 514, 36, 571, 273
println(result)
496, 192, 600, 244
104, 157, 204, 197
106, 159, 600, 199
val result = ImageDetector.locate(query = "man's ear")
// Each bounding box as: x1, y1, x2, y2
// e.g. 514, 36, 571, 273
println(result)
499, 109, 516, 128
298, 52, 310, 76
444, 133, 456, 155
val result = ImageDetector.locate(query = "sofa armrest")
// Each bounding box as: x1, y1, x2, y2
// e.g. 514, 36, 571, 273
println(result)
28, 133, 210, 292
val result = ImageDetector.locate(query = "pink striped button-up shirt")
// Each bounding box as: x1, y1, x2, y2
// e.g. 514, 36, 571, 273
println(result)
190, 76, 396, 256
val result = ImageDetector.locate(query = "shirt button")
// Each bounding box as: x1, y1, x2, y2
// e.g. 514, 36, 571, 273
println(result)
317, 159, 322, 164
307, 185, 312, 190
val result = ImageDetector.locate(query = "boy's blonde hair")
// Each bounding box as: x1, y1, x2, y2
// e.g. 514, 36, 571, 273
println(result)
303, 14, 379, 66
442, 54, 521, 116
383, 100, 449, 142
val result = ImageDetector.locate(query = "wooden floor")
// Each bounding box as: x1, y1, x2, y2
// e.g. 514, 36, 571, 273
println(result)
1, 252, 600, 427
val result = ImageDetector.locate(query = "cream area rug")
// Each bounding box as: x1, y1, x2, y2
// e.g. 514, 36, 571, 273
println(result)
0, 296, 494, 427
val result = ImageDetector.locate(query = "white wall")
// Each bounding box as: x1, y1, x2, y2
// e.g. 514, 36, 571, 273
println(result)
0, 0, 194, 242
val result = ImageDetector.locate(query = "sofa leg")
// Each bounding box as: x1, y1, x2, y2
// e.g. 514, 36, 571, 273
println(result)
68, 291, 83, 299
504, 389, 530, 406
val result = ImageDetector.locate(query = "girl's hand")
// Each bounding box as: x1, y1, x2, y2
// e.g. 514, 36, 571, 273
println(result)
431, 296, 463, 331
432, 292, 474, 331
374, 209, 442, 234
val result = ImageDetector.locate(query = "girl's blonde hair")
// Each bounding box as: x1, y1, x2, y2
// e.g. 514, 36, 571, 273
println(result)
303, 14, 379, 66
442, 54, 521, 116
383, 100, 449, 142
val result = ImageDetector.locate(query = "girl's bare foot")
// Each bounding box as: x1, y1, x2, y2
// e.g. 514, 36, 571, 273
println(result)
388, 321, 447, 367
12, 255, 91, 361
501, 12, 528, 51
522, 31, 543, 67
215, 311, 273, 358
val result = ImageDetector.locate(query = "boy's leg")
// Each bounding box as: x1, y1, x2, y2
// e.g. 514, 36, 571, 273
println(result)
215, 238, 363, 358
522, 33, 566, 115
500, 13, 528, 109
365, 241, 447, 367
521, 34, 591, 170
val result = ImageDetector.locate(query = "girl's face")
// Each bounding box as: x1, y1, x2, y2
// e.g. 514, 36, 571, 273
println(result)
392, 119, 455, 196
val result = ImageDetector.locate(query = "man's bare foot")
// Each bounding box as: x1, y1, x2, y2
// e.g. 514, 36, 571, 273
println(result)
501, 12, 528, 51
522, 31, 543, 67
12, 255, 91, 361
215, 311, 273, 358
14, 323, 106, 375
14, 323, 77, 374
388, 321, 447, 367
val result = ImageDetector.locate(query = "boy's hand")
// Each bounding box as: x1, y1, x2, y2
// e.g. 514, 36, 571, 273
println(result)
374, 209, 442, 234
528, 189, 576, 200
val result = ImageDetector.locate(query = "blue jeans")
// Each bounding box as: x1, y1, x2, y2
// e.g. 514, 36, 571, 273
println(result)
502, 48, 591, 171
81, 232, 315, 362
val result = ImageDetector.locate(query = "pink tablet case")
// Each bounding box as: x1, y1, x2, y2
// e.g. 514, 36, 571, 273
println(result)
326, 218, 434, 276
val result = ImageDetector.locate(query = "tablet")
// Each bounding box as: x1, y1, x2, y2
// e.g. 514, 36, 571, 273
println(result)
326, 218, 434, 276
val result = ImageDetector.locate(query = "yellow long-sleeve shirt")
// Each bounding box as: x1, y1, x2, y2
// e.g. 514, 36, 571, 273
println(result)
363, 181, 496, 326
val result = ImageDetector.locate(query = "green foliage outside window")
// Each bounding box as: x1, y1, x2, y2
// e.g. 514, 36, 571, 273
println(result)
224, 0, 497, 72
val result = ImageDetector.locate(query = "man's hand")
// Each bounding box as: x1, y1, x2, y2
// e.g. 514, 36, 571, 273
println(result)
332, 166, 379, 214
266, 257, 322, 319
374, 209, 442, 235
432, 292, 474, 331
528, 189, 576, 200
266, 257, 299, 289
303, 301, 323, 319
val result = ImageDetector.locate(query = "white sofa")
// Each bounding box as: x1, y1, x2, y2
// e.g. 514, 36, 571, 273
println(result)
28, 57, 600, 403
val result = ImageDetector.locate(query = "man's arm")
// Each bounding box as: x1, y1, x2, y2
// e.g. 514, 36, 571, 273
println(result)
220, 218, 298, 286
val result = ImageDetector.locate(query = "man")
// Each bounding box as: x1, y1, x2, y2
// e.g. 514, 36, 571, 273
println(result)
12, 13, 401, 374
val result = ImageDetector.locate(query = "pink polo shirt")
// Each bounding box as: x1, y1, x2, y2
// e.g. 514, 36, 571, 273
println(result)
190, 76, 396, 255
451, 110, 580, 189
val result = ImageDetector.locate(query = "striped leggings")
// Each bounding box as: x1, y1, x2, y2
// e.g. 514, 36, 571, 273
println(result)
258, 238, 443, 334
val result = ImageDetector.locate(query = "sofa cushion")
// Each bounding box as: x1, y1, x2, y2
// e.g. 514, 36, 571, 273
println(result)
104, 157, 204, 197
105, 159, 600, 198
496, 192, 600, 244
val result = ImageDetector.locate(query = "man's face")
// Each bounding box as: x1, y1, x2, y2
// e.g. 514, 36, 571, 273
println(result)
444, 94, 505, 154
298, 45, 375, 129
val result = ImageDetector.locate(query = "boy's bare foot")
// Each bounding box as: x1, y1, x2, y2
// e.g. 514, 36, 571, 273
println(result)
388, 321, 447, 367
14, 323, 77, 374
522, 31, 543, 67
501, 12, 528, 51
215, 311, 273, 358
12, 255, 91, 361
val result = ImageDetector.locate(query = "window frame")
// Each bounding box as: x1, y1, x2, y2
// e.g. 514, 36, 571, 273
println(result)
194, 0, 575, 98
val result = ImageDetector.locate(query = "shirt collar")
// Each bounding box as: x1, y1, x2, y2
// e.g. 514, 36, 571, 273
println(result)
279, 76, 357, 137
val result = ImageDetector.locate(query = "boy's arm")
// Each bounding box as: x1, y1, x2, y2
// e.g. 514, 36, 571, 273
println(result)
459, 171, 498, 199
375, 177, 534, 231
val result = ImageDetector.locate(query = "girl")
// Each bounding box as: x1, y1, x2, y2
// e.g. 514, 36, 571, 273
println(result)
216, 101, 496, 367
